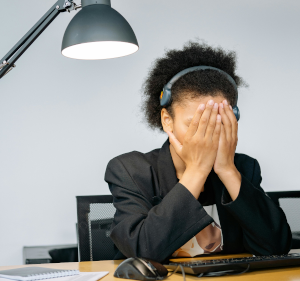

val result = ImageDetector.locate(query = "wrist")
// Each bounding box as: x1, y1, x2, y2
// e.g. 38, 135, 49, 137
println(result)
180, 167, 208, 199
216, 165, 239, 179
216, 164, 238, 176
216, 165, 242, 202
185, 165, 211, 178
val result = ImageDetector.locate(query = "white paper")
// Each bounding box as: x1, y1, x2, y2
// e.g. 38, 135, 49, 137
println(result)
0, 272, 109, 281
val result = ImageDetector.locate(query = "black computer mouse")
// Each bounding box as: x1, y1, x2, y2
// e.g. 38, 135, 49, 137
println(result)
114, 257, 169, 280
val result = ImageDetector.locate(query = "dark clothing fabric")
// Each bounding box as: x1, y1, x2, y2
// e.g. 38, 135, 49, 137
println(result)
104, 139, 292, 263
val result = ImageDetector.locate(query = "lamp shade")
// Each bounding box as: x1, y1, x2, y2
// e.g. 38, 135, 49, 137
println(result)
61, 0, 139, 60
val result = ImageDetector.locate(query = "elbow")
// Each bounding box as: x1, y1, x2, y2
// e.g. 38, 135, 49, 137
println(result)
265, 241, 291, 256
110, 229, 172, 263
137, 248, 170, 263
273, 223, 293, 255
245, 224, 292, 256
266, 221, 293, 255
124, 243, 169, 263
110, 235, 167, 263
260, 226, 292, 256
111, 237, 169, 263
277, 228, 292, 255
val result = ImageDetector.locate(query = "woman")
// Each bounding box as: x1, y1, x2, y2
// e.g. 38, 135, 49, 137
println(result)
104, 41, 292, 263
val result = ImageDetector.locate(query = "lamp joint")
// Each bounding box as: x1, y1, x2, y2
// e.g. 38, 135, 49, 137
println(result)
0, 61, 16, 77
63, 0, 72, 8
0, 61, 8, 70
56, 0, 81, 12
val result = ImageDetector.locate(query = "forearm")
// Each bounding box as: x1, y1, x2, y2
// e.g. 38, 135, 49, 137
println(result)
217, 165, 241, 201
221, 172, 292, 255
179, 166, 208, 199
109, 182, 213, 262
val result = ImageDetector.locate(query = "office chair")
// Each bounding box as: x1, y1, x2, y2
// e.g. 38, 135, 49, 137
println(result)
76, 191, 300, 262
267, 191, 300, 248
76, 195, 116, 261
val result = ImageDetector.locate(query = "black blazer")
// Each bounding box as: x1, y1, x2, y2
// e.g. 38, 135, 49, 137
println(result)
104, 139, 292, 263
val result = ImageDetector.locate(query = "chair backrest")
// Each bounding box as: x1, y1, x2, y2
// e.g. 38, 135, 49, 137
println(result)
76, 191, 300, 259
76, 195, 116, 261
267, 191, 300, 233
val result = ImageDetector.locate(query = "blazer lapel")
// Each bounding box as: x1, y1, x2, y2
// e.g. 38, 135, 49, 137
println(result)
157, 138, 179, 198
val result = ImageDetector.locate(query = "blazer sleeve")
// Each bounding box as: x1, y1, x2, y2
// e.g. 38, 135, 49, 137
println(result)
104, 157, 214, 263
221, 158, 292, 256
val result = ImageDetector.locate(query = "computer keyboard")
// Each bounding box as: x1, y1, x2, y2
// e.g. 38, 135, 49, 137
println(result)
165, 253, 300, 276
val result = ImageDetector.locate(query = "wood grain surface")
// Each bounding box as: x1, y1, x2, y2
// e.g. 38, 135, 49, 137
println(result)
1, 251, 300, 281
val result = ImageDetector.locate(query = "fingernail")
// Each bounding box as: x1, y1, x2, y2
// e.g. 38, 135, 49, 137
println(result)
217, 114, 221, 121
219, 103, 224, 108
199, 104, 205, 110
224, 100, 228, 105
213, 103, 218, 109
229, 105, 232, 110
208, 100, 214, 105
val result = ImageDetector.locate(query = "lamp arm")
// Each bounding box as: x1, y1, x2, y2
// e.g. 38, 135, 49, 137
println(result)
0, 0, 81, 79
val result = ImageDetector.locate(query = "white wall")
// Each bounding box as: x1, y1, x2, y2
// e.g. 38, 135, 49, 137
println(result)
0, 0, 299, 266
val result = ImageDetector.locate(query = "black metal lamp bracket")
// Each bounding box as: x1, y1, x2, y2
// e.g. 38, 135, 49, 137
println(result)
61, 0, 82, 12
0, 0, 82, 79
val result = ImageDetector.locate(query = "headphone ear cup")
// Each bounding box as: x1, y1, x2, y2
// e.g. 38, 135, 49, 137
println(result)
232, 106, 240, 121
160, 88, 172, 107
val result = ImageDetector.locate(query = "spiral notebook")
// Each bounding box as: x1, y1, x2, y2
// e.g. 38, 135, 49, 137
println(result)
0, 267, 80, 281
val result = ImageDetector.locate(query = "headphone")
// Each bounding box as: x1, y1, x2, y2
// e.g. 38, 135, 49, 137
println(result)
159, 65, 240, 121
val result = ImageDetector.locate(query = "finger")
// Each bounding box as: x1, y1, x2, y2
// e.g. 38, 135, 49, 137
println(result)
219, 101, 232, 142
204, 102, 219, 140
212, 114, 222, 145
166, 131, 182, 155
228, 104, 238, 141
195, 99, 215, 137
185, 103, 206, 140
220, 123, 226, 144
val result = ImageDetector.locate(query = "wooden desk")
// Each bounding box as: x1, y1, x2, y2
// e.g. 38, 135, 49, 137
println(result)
1, 252, 300, 281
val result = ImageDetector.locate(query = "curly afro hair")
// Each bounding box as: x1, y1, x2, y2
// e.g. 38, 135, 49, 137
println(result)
141, 40, 247, 132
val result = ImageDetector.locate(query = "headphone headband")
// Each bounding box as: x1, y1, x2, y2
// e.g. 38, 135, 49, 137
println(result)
159, 65, 240, 120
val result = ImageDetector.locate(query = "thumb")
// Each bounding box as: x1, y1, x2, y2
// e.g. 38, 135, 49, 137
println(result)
166, 131, 182, 155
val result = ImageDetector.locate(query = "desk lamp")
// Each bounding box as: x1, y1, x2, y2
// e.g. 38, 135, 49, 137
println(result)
0, 0, 139, 79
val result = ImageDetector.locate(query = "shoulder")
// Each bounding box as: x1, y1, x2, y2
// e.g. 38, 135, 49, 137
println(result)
106, 148, 160, 171
104, 147, 160, 185
234, 152, 257, 166
234, 152, 261, 182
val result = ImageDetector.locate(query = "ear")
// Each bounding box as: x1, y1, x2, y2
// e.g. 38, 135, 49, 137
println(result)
161, 108, 174, 133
